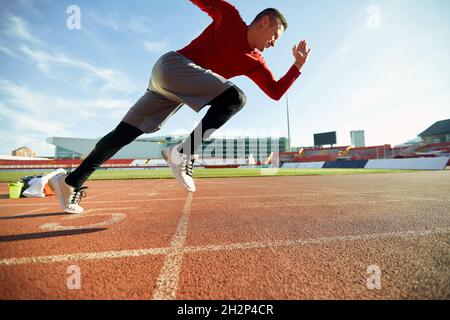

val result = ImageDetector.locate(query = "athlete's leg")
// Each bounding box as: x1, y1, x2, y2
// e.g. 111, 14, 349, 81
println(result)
179, 85, 247, 155
163, 86, 246, 193
65, 121, 144, 189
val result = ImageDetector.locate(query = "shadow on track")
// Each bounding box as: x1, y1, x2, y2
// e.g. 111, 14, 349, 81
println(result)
0, 228, 106, 243
0, 212, 68, 220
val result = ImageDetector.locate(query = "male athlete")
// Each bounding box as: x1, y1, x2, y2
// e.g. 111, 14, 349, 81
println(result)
50, 0, 311, 214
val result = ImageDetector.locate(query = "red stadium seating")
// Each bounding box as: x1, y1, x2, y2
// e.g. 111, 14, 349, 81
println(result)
277, 142, 449, 165
347, 145, 391, 160
415, 142, 450, 153
0, 159, 134, 169
2, 142, 449, 169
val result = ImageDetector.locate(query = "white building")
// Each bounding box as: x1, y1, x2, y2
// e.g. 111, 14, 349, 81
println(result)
350, 130, 366, 147
47, 136, 288, 164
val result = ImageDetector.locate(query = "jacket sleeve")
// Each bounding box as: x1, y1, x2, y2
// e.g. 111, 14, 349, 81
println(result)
247, 63, 301, 101
190, 0, 239, 22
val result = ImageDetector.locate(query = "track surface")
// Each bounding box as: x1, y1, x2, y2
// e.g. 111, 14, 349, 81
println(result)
0, 171, 449, 299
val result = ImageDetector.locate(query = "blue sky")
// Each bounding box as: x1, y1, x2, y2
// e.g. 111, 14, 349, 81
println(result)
0, 0, 449, 156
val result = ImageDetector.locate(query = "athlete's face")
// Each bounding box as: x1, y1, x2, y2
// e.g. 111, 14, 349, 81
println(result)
257, 17, 285, 52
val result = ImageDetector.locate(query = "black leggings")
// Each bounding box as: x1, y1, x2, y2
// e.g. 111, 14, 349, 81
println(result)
179, 85, 246, 155
66, 85, 246, 189
65, 122, 144, 189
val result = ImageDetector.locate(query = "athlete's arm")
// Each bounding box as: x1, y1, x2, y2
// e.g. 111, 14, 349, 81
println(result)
190, 0, 239, 22
247, 40, 311, 101
247, 64, 301, 101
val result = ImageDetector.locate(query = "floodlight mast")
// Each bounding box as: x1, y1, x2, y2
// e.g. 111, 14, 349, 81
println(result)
286, 93, 291, 152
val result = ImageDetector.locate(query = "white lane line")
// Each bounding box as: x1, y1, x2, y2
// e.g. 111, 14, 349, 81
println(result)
0, 194, 315, 207
0, 193, 442, 212
39, 207, 135, 231
1, 227, 448, 267
0, 207, 49, 218
185, 227, 450, 253
128, 192, 159, 197
0, 247, 168, 266
1, 193, 448, 209
201, 180, 320, 193
13, 207, 49, 216
251, 226, 298, 280
384, 196, 450, 202
152, 193, 193, 300
335, 188, 450, 195
87, 184, 141, 200
241, 199, 406, 209
202, 180, 449, 195
88, 190, 126, 200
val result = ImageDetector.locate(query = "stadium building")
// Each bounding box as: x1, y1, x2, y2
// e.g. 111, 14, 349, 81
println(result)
47, 136, 289, 164
12, 147, 36, 158
418, 119, 450, 144
273, 119, 450, 166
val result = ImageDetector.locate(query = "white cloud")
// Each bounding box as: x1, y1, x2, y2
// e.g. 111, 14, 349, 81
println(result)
0, 80, 42, 113
0, 80, 135, 155
20, 44, 138, 94
1, 13, 138, 95
89, 11, 119, 31
90, 99, 132, 110
0, 104, 70, 136
0, 44, 24, 60
127, 16, 153, 34
0, 133, 55, 157
321, 36, 355, 73
89, 12, 154, 34
0, 79, 133, 118
1, 13, 43, 46
342, 86, 392, 113
144, 39, 169, 54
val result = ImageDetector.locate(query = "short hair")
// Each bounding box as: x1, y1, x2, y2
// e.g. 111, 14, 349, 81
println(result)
252, 8, 288, 30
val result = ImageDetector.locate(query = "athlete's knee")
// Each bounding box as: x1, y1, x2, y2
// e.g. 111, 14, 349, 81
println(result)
96, 122, 142, 150
95, 130, 126, 150
219, 86, 246, 113
95, 131, 116, 150
210, 85, 247, 111
230, 85, 247, 109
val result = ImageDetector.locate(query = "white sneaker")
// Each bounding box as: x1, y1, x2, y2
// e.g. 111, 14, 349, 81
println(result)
49, 174, 87, 214
163, 146, 198, 193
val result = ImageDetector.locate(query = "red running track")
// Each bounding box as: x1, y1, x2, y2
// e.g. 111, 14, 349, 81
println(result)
0, 171, 449, 299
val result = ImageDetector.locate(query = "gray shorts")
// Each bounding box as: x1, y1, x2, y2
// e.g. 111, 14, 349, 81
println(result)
122, 51, 234, 134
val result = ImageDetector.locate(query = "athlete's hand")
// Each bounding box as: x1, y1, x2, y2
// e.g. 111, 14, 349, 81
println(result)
292, 40, 311, 69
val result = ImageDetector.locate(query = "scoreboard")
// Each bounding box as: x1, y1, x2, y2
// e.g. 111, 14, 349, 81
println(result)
314, 132, 337, 147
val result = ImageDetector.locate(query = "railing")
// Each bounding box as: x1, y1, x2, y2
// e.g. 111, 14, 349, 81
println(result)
0, 164, 136, 170
276, 143, 450, 164
0, 159, 135, 169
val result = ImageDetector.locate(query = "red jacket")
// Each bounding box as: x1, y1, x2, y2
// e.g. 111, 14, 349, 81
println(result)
177, 0, 301, 101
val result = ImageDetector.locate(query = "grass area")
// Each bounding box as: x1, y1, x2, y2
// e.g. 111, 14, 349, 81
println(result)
0, 168, 417, 183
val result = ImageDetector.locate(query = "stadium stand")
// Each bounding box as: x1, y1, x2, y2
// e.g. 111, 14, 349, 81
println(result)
346, 145, 391, 160
391, 145, 419, 158
274, 146, 351, 164
273, 142, 450, 167
415, 142, 450, 153
0, 159, 135, 170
